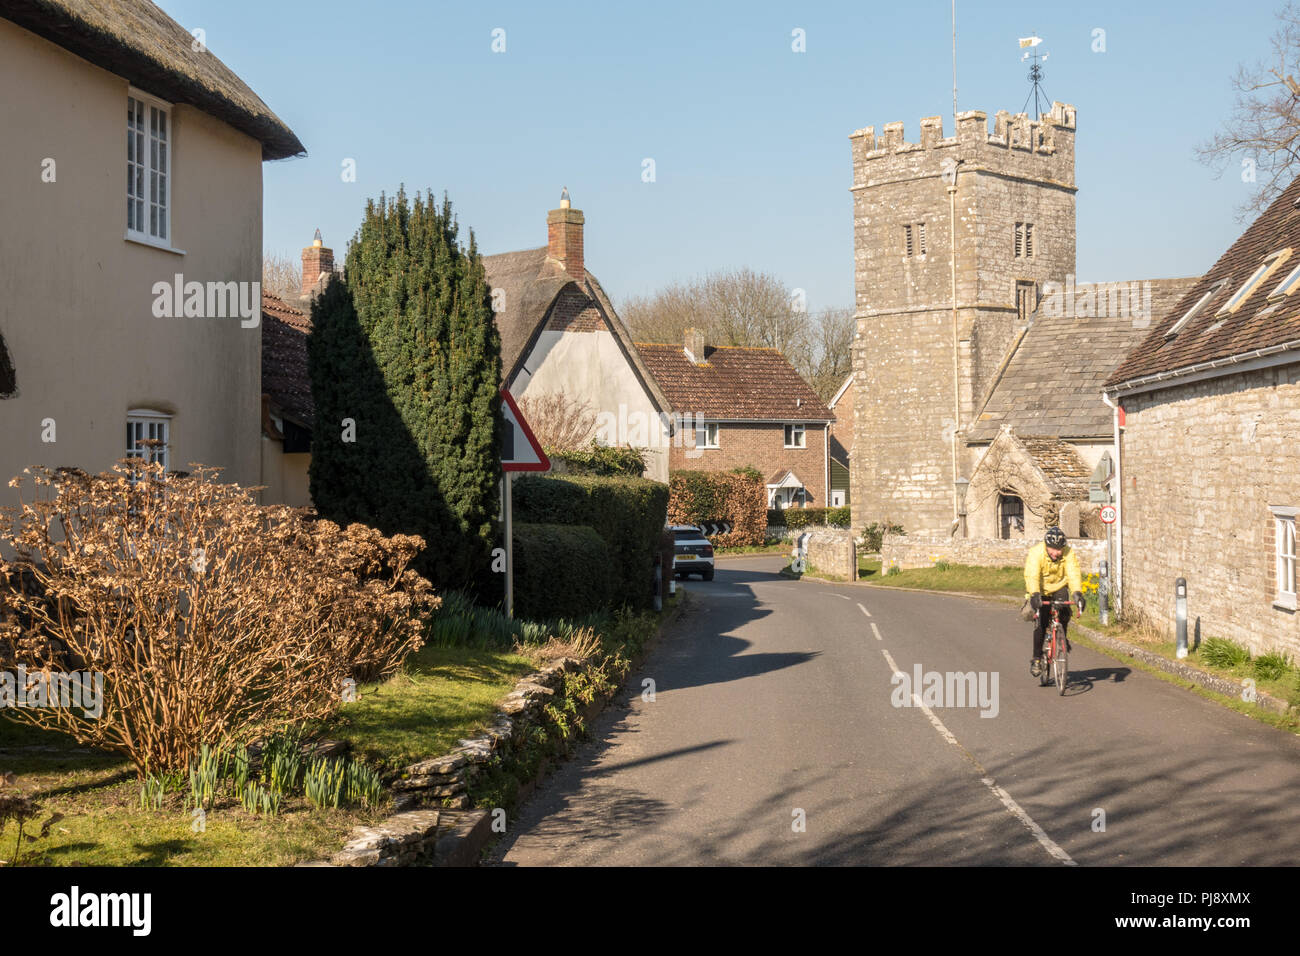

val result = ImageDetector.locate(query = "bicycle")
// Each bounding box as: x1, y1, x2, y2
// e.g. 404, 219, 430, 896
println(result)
1038, 599, 1072, 695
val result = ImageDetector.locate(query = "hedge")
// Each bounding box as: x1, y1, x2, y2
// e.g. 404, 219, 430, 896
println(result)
513, 474, 669, 610
667, 471, 766, 547
512, 523, 615, 620
781, 506, 852, 530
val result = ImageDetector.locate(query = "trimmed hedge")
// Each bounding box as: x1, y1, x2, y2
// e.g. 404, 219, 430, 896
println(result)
782, 506, 852, 530
512, 523, 615, 620
667, 471, 766, 547
513, 475, 669, 610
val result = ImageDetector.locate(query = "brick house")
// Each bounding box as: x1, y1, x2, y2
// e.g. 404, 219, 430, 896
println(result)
1104, 176, 1300, 658
827, 373, 853, 506
638, 330, 834, 507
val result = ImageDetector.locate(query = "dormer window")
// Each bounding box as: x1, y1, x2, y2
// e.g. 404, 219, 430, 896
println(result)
1217, 250, 1291, 317
1165, 280, 1228, 339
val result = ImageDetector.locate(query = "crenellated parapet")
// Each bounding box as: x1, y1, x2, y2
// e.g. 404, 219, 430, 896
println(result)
850, 101, 1076, 188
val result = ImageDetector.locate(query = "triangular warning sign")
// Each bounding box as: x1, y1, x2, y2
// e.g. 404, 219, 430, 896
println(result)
500, 389, 550, 472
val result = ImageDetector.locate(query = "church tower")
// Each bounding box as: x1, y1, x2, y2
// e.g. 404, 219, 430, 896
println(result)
848, 102, 1077, 535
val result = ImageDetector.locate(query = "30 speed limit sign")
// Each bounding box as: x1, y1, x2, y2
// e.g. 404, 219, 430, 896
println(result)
1100, 505, 1118, 524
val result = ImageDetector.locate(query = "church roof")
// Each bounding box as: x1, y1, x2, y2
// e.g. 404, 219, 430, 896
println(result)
967, 277, 1198, 442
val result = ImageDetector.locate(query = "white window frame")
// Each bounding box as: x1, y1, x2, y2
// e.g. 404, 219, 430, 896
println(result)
126, 88, 172, 248
1165, 280, 1228, 339
695, 421, 720, 449
1272, 506, 1297, 610
127, 410, 171, 473
1218, 250, 1290, 317
1268, 255, 1300, 299
784, 423, 807, 448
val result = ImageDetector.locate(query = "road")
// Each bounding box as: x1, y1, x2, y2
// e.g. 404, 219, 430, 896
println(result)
486, 556, 1300, 866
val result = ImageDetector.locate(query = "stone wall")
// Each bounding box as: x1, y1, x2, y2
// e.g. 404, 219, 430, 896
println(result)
330, 655, 590, 866
1120, 366, 1300, 657
882, 533, 1105, 575
848, 103, 1077, 538
805, 529, 858, 580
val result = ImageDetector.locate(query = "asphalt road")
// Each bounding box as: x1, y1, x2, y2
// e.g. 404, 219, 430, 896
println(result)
486, 556, 1300, 866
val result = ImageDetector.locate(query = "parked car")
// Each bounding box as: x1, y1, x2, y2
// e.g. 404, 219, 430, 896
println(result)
669, 524, 715, 581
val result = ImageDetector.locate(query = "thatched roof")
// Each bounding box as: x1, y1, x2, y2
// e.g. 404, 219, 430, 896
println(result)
2, 0, 303, 160
480, 246, 671, 411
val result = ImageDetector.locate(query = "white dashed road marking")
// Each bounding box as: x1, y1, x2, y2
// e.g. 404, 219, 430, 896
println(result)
878, 646, 1076, 866
870, 622, 883, 641
857, 602, 872, 618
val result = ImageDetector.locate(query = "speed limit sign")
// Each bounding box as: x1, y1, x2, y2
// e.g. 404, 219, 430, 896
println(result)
1100, 505, 1118, 524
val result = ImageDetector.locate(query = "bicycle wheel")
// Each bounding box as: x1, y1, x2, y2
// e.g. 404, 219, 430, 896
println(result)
1039, 644, 1051, 687
1054, 628, 1068, 695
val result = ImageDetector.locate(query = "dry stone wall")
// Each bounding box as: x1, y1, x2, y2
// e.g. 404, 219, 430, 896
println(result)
882, 533, 1104, 575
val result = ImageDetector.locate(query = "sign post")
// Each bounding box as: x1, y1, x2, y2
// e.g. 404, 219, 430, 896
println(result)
499, 389, 550, 618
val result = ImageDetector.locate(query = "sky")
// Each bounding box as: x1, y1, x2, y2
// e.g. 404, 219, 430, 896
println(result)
158, 0, 1282, 315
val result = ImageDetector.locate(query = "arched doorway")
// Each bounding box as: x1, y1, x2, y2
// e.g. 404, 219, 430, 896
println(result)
998, 494, 1025, 539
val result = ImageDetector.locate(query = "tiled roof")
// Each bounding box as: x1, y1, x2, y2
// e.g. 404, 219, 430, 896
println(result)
636, 344, 833, 421
1108, 175, 1300, 388
1022, 438, 1091, 500
967, 277, 1198, 441
261, 292, 313, 428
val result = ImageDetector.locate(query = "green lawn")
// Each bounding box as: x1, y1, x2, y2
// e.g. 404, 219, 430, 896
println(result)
0, 645, 534, 866
860, 560, 1025, 597
319, 644, 535, 773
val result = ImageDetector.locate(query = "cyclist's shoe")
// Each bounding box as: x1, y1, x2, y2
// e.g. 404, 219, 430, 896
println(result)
1030, 657, 1043, 677
1066, 639, 1073, 653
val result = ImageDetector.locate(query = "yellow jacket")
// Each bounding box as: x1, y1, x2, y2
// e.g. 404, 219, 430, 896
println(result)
1024, 541, 1083, 600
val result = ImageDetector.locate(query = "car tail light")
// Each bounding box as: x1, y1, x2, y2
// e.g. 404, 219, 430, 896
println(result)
702, 545, 714, 557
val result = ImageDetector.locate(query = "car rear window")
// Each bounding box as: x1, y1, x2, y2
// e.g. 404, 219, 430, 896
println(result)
674, 530, 703, 541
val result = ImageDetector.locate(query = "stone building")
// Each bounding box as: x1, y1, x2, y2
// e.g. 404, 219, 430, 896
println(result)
1105, 175, 1300, 658
848, 103, 1077, 535
962, 276, 1197, 541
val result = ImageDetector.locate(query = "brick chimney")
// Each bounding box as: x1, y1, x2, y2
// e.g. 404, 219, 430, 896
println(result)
684, 327, 706, 365
546, 188, 584, 281
301, 229, 334, 299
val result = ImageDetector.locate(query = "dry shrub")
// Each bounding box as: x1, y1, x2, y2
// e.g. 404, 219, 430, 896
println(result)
0, 459, 438, 776
667, 471, 766, 546
513, 627, 602, 665
515, 390, 597, 452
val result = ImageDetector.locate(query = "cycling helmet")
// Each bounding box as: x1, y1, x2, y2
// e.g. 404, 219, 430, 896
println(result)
1044, 526, 1067, 549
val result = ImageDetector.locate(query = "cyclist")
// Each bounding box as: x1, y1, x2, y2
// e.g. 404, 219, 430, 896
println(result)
1024, 526, 1086, 677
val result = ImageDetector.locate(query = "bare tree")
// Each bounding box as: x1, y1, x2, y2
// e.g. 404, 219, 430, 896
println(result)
263, 250, 301, 302
516, 390, 597, 451
621, 267, 807, 355
1198, 2, 1300, 217
802, 307, 856, 402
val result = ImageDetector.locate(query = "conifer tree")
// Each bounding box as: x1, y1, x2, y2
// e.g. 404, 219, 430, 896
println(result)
308, 188, 502, 589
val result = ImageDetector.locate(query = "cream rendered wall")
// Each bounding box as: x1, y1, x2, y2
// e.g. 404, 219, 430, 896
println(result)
0, 19, 263, 493
512, 328, 669, 482
259, 436, 312, 508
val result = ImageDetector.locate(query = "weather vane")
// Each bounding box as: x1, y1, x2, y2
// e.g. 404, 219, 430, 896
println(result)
1019, 34, 1049, 121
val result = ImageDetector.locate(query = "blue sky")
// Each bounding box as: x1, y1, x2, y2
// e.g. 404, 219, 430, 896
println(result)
159, 0, 1280, 314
